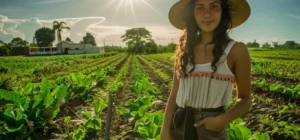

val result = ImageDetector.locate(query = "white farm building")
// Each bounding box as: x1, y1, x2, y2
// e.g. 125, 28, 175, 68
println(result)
28, 41, 105, 55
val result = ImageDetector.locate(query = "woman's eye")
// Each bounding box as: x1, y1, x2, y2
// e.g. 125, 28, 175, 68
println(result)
212, 5, 218, 9
197, 7, 203, 10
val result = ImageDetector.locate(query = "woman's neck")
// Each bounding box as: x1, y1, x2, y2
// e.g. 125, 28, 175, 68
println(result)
200, 31, 214, 45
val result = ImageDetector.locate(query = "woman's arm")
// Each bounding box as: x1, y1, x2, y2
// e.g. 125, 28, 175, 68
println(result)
218, 42, 252, 125
160, 67, 180, 137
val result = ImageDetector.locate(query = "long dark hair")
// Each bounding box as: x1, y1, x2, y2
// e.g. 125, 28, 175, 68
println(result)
174, 0, 233, 77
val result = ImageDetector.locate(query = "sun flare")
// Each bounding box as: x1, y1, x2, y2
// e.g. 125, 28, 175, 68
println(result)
103, 0, 163, 24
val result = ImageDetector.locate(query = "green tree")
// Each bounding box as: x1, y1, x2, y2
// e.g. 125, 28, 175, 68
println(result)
0, 40, 9, 56
10, 37, 29, 47
34, 27, 55, 47
246, 40, 260, 48
0, 40, 5, 46
157, 45, 166, 53
0, 46, 9, 56
103, 45, 127, 52
52, 21, 71, 44
29, 43, 38, 47
156, 43, 178, 53
121, 27, 152, 54
167, 43, 177, 52
80, 33, 97, 46
273, 42, 280, 49
65, 37, 72, 42
261, 42, 271, 48
296, 43, 300, 49
284, 40, 296, 49
53, 21, 71, 53
127, 42, 135, 54
145, 40, 157, 54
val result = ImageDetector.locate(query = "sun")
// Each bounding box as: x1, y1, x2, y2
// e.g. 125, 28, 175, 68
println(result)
122, 0, 136, 5
103, 0, 163, 24
113, 0, 144, 24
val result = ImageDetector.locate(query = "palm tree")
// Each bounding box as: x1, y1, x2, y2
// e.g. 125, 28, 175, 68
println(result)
121, 27, 152, 54
52, 21, 71, 53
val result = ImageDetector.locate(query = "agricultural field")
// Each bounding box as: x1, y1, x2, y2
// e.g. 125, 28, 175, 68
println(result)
0, 49, 300, 140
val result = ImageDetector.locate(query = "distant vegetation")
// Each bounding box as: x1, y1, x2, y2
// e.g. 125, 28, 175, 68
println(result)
1, 26, 300, 56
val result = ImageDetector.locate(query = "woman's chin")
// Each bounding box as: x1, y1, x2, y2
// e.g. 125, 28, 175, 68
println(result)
200, 28, 215, 33
199, 25, 217, 33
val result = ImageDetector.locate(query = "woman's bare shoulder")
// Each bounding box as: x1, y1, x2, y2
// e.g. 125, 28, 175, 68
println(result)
230, 41, 250, 64
232, 41, 248, 50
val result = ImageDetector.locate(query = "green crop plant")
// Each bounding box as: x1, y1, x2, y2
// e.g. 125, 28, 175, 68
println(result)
0, 78, 68, 139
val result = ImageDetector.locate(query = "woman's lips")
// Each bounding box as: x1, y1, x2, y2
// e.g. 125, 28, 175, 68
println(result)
202, 20, 214, 25
202, 20, 214, 23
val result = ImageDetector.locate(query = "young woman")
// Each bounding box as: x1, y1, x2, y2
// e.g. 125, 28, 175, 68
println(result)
160, 0, 252, 139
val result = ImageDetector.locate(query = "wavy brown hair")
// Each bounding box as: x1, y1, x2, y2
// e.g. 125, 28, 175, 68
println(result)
174, 0, 233, 77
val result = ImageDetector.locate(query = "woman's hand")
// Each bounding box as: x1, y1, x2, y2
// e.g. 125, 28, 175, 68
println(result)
193, 115, 227, 132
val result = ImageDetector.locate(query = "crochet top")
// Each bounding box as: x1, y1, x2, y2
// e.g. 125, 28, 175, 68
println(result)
176, 40, 236, 108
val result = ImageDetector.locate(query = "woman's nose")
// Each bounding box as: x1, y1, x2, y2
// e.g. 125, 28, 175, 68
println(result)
204, 12, 212, 18
203, 8, 213, 17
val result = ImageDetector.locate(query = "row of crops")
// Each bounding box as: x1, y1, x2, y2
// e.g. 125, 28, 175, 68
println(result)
0, 53, 129, 139
0, 52, 119, 90
136, 52, 299, 140
1, 49, 300, 139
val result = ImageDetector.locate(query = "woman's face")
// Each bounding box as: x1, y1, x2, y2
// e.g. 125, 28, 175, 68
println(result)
193, 0, 222, 33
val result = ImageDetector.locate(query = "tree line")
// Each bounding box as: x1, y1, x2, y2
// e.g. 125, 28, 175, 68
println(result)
247, 40, 300, 49
1, 26, 300, 56
0, 21, 97, 56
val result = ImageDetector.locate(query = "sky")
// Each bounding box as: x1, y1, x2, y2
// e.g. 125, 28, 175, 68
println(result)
0, 0, 299, 47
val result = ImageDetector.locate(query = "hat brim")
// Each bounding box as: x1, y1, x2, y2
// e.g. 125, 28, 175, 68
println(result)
168, 0, 251, 30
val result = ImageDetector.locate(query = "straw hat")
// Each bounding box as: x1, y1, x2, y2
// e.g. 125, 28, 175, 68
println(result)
168, 0, 251, 30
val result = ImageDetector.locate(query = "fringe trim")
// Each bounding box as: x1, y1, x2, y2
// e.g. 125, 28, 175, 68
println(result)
177, 71, 235, 83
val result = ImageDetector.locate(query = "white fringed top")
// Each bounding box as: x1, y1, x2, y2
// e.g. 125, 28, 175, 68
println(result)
176, 41, 236, 108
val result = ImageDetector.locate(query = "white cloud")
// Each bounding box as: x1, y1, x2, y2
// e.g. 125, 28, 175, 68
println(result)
0, 15, 15, 42
43, 17, 107, 44
14, 18, 43, 41
146, 26, 181, 39
286, 13, 300, 20
0, 15, 8, 22
272, 36, 280, 42
35, 0, 69, 4
0, 32, 14, 43
0, 14, 178, 46
0, 15, 44, 42
0, 15, 107, 44
0, 21, 14, 43
103, 34, 124, 46
0, 14, 26, 24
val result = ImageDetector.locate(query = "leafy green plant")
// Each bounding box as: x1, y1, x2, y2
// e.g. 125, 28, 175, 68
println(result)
69, 128, 86, 140
228, 118, 270, 140
91, 69, 107, 86
118, 95, 154, 119
278, 105, 293, 115
252, 132, 270, 140
82, 98, 107, 132
70, 72, 94, 101
253, 80, 268, 90
253, 79, 300, 97
130, 77, 157, 96
134, 111, 164, 139
105, 66, 115, 73
278, 121, 300, 139
107, 81, 123, 94
0, 78, 68, 139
